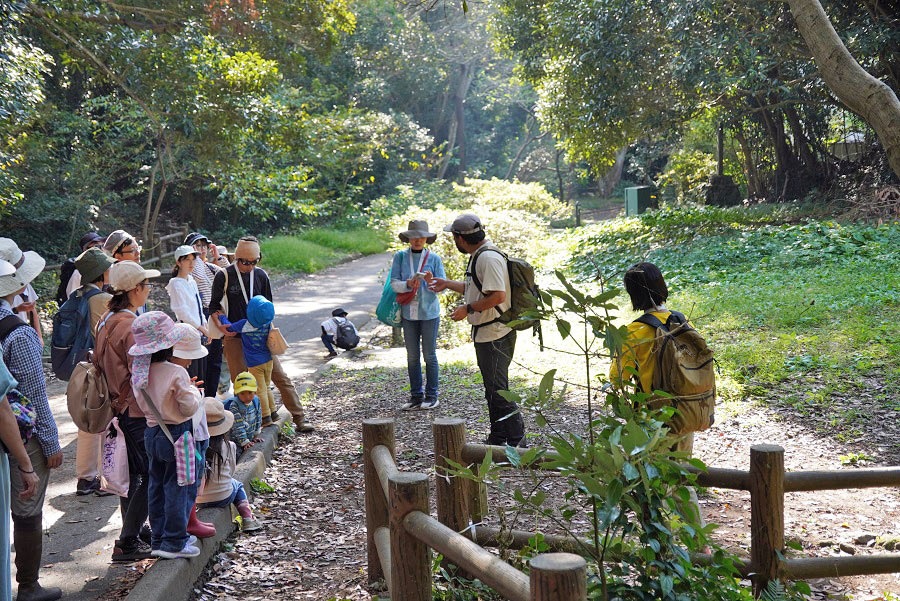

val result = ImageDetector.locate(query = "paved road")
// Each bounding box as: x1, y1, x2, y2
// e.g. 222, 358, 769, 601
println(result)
18, 252, 391, 600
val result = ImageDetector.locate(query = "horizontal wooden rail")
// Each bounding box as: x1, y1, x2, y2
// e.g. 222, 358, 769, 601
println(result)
405, 510, 531, 601
157, 231, 185, 243
782, 554, 900, 579
784, 468, 900, 492
688, 466, 751, 490
372, 445, 399, 504
374, 526, 391, 591
473, 525, 755, 577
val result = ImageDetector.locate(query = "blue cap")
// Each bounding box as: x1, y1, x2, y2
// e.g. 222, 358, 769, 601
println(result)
247, 295, 275, 328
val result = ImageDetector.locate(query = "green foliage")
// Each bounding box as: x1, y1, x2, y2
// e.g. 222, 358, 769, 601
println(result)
249, 478, 275, 494
298, 228, 389, 255
657, 149, 717, 205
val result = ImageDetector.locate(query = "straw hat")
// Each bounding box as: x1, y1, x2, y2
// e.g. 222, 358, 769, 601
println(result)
172, 325, 209, 360
109, 261, 161, 293
0, 238, 45, 297
399, 220, 437, 244
205, 398, 234, 437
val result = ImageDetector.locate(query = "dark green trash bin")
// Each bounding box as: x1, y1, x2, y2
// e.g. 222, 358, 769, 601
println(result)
624, 186, 657, 216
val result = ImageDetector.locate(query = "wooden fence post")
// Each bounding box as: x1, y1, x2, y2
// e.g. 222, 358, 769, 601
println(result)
433, 419, 470, 534
389, 472, 431, 601
750, 444, 785, 597
530, 553, 586, 601
363, 418, 395, 586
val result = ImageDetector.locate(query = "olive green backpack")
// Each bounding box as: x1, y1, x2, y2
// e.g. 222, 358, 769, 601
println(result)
634, 311, 716, 434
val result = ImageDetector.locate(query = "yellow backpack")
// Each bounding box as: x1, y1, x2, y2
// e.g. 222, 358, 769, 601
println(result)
634, 311, 716, 434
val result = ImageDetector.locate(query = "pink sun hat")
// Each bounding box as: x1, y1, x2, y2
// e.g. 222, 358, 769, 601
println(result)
129, 311, 191, 393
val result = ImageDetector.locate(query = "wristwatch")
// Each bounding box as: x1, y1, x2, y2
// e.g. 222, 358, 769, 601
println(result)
466, 303, 476, 314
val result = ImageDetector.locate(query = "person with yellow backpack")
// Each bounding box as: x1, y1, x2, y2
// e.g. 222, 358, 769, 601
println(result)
610, 262, 716, 527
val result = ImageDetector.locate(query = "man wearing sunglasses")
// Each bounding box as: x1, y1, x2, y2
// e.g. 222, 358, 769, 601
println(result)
209, 236, 315, 433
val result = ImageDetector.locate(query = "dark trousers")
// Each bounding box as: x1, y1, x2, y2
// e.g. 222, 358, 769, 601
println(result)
204, 336, 224, 396
117, 412, 149, 542
474, 330, 525, 445
145, 420, 194, 553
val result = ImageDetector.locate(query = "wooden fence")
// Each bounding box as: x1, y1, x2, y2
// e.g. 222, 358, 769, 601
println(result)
45, 223, 189, 271
363, 417, 900, 600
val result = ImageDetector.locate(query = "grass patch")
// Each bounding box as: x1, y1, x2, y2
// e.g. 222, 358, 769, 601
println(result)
261, 227, 389, 274
299, 227, 389, 255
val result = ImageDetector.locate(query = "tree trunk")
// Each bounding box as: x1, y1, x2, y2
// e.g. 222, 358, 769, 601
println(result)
555, 148, 566, 203
787, 0, 900, 179
784, 105, 819, 180
598, 146, 627, 198
504, 118, 546, 180
734, 125, 762, 199
142, 160, 159, 246
437, 63, 475, 180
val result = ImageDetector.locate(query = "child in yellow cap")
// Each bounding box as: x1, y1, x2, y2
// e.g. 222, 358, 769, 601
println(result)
223, 372, 262, 454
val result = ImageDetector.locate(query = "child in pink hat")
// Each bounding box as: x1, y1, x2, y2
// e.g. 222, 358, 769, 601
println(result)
129, 311, 202, 559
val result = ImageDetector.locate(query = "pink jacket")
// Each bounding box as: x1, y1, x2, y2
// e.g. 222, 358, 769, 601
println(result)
136, 362, 201, 427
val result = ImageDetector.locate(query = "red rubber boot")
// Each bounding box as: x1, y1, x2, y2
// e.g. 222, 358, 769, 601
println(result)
187, 505, 216, 538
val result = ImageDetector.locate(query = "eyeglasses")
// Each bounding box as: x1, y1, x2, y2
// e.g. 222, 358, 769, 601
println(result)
238, 259, 259, 266
193, 243, 209, 250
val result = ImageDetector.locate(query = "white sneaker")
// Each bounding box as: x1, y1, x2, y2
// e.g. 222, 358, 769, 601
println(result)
401, 399, 423, 411
420, 399, 440, 410
151, 542, 200, 559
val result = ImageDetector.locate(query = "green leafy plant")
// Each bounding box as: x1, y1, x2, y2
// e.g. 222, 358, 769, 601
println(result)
250, 478, 275, 494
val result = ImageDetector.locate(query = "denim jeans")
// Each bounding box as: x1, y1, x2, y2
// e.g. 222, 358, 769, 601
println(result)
402, 317, 440, 400
199, 478, 248, 509
474, 330, 525, 445
144, 419, 195, 553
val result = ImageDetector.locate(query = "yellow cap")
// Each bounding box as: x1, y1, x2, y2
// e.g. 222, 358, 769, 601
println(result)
233, 372, 258, 394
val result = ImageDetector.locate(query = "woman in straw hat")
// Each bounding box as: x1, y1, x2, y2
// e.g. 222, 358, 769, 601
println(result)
0, 238, 62, 601
390, 221, 446, 411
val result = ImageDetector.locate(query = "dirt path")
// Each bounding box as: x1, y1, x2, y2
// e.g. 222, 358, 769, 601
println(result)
28, 252, 391, 601
193, 323, 900, 601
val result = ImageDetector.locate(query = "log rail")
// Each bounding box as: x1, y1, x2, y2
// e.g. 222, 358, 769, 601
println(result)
365, 417, 900, 600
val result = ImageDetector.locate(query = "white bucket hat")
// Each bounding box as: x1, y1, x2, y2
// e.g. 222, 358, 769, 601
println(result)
0, 238, 45, 297
172, 325, 208, 360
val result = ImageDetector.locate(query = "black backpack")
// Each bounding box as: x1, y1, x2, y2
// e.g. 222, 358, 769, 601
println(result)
50, 288, 102, 381
334, 318, 359, 350
55, 258, 77, 305
469, 246, 543, 342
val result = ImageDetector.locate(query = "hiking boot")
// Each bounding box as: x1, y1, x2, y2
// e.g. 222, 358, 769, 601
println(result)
151, 542, 200, 560
401, 398, 423, 411
139, 524, 152, 545
14, 583, 61, 601
76, 477, 99, 496
111, 538, 153, 563
419, 398, 440, 410
241, 517, 263, 532
295, 420, 315, 433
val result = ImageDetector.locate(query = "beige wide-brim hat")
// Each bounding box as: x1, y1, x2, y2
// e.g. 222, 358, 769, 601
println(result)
172, 324, 209, 360
205, 398, 235, 437
399, 220, 437, 244
0, 238, 45, 297
109, 261, 161, 293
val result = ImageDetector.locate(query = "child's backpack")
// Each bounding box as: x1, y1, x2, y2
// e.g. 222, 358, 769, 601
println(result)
634, 311, 715, 434
469, 247, 542, 337
334, 318, 360, 350
4, 389, 35, 444
51, 288, 103, 381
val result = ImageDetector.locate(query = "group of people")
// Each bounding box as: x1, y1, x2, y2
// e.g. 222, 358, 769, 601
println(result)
0, 229, 319, 601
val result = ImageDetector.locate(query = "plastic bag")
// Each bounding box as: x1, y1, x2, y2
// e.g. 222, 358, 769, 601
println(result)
100, 418, 130, 497
375, 278, 401, 327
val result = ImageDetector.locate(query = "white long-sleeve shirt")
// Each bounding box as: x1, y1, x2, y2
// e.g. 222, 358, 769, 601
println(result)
166, 276, 207, 330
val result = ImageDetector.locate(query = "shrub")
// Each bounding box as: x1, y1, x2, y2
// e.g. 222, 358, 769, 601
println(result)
657, 149, 718, 204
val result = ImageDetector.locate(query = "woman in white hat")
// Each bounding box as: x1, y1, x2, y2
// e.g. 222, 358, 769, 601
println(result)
95, 260, 160, 563
166, 246, 209, 385
0, 239, 63, 601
